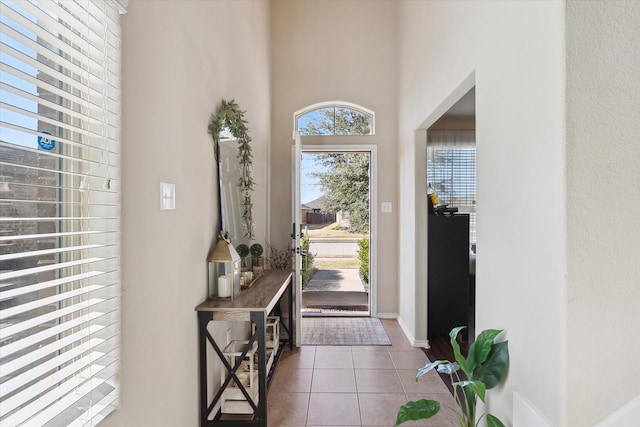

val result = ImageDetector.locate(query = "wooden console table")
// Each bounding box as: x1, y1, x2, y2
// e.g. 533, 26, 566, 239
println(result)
195, 270, 293, 427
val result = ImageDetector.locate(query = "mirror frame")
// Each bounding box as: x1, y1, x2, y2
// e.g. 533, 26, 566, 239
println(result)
208, 99, 255, 239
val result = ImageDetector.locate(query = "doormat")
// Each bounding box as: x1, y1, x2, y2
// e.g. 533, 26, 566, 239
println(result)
301, 317, 391, 346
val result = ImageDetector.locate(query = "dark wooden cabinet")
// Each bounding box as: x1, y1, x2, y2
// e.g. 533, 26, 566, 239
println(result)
428, 214, 470, 339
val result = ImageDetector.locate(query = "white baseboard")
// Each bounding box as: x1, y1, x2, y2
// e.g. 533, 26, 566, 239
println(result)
375, 312, 398, 319
413, 339, 429, 348
393, 315, 429, 348
595, 394, 640, 427
514, 392, 640, 427
376, 314, 429, 348
513, 392, 553, 427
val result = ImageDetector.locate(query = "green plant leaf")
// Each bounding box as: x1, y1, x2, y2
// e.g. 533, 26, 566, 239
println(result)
416, 360, 449, 380
467, 329, 502, 374
395, 400, 440, 425
486, 413, 506, 427
472, 341, 509, 389
236, 244, 250, 258
452, 380, 486, 402
449, 326, 469, 375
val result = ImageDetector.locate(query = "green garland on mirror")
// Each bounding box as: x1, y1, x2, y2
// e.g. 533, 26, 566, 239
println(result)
208, 99, 255, 239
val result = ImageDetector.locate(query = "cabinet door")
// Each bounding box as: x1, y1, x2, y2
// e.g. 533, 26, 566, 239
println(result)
427, 215, 470, 338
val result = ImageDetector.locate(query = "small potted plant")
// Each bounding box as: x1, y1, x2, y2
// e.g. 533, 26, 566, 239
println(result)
249, 243, 264, 268
395, 326, 509, 427
236, 244, 250, 269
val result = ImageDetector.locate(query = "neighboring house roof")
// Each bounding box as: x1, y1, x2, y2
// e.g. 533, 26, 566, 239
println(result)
301, 204, 311, 210
305, 196, 328, 211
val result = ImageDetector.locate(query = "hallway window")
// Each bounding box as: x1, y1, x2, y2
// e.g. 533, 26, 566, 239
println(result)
295, 102, 374, 136
0, 1, 122, 425
427, 130, 476, 244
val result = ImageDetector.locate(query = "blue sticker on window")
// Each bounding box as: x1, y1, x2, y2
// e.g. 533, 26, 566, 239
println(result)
38, 131, 55, 151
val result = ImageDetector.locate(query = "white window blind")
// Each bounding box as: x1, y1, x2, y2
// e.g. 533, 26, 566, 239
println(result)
1, 1, 121, 426
427, 129, 476, 244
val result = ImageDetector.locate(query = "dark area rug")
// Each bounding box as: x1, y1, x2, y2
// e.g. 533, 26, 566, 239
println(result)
301, 317, 391, 345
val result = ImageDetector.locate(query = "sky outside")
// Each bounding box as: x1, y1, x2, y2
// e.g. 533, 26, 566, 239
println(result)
301, 153, 326, 204
1, 6, 38, 149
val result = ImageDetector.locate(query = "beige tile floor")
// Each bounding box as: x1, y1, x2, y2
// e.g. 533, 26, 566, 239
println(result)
267, 318, 459, 426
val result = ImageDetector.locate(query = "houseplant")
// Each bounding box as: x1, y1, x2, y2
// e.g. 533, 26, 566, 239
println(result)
395, 326, 509, 427
249, 243, 264, 267
236, 244, 250, 268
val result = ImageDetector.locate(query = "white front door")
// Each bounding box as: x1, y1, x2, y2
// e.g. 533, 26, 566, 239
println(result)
291, 130, 303, 346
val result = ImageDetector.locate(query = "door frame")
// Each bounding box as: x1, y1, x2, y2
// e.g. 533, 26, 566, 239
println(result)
298, 144, 378, 320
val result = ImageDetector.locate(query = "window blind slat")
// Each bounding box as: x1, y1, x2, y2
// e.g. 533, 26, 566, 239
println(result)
0, 230, 106, 243
14, 361, 118, 427
1, 60, 89, 115
0, 269, 106, 302
0, 309, 113, 359
0, 296, 116, 347
0, 216, 118, 222
0, 79, 94, 128
0, 348, 112, 419
3, 1, 120, 89
69, 391, 118, 427
1, 283, 108, 320
1, 0, 121, 424
1, 337, 106, 397
0, 244, 104, 262
38, 0, 121, 59
0, 39, 119, 111
1, 323, 107, 380
0, 188, 120, 204
0, 162, 120, 189
0, 123, 121, 156
0, 139, 120, 175
0, 197, 121, 210
0, 257, 105, 286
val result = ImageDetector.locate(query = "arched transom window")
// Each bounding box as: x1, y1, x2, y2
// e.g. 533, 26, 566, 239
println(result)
294, 102, 375, 136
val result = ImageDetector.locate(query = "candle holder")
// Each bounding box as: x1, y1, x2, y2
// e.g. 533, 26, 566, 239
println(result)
207, 232, 241, 300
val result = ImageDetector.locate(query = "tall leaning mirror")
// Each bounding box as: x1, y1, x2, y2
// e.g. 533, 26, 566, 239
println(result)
208, 99, 255, 248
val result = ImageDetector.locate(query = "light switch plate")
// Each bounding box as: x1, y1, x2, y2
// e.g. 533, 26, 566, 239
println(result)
381, 202, 392, 213
160, 182, 175, 210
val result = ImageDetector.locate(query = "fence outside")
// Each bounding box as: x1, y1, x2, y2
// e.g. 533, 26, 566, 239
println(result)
305, 212, 336, 224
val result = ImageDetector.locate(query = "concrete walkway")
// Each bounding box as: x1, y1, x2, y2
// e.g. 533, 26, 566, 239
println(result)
303, 269, 365, 292
302, 268, 368, 311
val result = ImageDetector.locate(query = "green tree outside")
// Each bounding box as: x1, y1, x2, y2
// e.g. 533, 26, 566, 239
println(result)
298, 107, 372, 136
310, 153, 370, 234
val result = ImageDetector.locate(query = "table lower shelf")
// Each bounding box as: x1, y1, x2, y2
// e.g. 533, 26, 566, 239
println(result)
211, 343, 286, 424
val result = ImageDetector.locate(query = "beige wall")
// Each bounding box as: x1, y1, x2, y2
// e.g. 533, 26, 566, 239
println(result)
107, 1, 640, 426
397, 1, 566, 425
107, 1, 271, 425
399, 1, 640, 426
270, 0, 399, 316
566, 1, 640, 426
